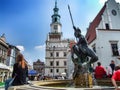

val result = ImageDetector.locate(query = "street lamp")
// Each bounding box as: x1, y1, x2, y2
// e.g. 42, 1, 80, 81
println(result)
53, 46, 55, 78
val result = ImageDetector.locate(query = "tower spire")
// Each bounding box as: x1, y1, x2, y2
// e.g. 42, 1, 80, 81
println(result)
51, 0, 61, 24
55, 0, 57, 8
50, 0, 62, 34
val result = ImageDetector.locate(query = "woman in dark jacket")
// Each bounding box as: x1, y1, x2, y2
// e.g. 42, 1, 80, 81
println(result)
12, 53, 28, 86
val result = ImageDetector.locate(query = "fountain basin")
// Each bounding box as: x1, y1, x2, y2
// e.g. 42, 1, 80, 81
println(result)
8, 79, 118, 90
35, 80, 74, 87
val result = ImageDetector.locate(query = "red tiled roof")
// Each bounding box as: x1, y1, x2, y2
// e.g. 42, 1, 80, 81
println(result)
85, 4, 106, 44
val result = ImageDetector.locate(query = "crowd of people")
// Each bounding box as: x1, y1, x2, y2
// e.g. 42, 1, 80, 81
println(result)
4, 53, 120, 90
94, 60, 120, 89
94, 60, 115, 79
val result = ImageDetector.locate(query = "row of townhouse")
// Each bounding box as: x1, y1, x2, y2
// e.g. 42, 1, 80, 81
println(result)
0, 34, 20, 82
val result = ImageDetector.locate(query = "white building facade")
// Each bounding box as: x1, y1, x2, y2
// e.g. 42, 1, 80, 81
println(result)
45, 1, 71, 77
86, 0, 120, 68
6, 45, 20, 67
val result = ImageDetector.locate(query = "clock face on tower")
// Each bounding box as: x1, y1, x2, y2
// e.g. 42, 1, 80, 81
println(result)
111, 9, 117, 16
54, 25, 58, 30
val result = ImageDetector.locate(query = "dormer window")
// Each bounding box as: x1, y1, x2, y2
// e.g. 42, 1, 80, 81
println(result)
105, 23, 110, 30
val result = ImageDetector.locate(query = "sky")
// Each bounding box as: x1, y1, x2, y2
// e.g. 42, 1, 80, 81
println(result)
0, 0, 120, 65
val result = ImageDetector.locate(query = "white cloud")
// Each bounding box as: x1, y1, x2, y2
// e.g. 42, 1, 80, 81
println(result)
116, 0, 120, 3
34, 44, 45, 50
16, 45, 25, 52
34, 44, 45, 62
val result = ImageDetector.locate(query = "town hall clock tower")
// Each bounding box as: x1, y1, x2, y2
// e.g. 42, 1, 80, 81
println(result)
45, 1, 71, 77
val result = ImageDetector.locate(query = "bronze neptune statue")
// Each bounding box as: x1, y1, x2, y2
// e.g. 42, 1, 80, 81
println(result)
68, 5, 98, 80
72, 26, 98, 79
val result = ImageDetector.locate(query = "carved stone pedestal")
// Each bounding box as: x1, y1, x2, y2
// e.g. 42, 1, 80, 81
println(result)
74, 73, 93, 88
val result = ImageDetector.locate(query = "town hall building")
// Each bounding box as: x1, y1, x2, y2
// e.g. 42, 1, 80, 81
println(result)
86, 0, 120, 67
45, 1, 73, 77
